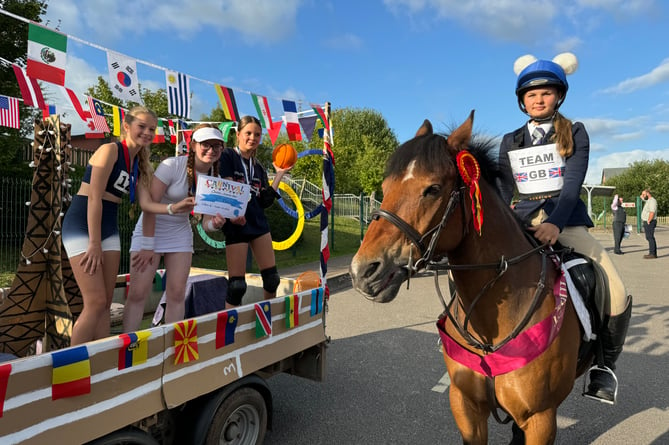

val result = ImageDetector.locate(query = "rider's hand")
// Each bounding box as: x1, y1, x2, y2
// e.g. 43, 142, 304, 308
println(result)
528, 222, 560, 246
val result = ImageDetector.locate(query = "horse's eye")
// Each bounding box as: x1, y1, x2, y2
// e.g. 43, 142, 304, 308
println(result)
423, 184, 441, 197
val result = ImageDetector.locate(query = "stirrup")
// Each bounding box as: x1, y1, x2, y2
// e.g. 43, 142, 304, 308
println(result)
582, 364, 618, 405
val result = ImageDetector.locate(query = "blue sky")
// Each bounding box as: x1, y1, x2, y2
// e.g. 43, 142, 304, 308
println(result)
34, 0, 669, 184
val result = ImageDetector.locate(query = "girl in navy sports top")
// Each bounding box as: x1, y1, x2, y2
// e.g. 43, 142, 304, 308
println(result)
62, 106, 192, 345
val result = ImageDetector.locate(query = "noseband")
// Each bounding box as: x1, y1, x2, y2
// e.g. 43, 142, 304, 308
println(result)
371, 185, 466, 275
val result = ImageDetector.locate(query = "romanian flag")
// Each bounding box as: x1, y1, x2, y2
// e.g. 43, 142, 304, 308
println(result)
0, 363, 11, 417
112, 105, 125, 136
255, 302, 272, 338
214, 84, 239, 122
285, 295, 300, 328
310, 288, 323, 316
118, 331, 151, 370
51, 346, 91, 400
216, 309, 238, 349
174, 319, 199, 364
282, 100, 302, 141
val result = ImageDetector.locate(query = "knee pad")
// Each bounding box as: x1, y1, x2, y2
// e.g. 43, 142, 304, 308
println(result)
260, 266, 280, 293
226, 276, 247, 306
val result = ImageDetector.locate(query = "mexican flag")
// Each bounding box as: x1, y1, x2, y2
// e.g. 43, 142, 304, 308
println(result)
27, 24, 67, 85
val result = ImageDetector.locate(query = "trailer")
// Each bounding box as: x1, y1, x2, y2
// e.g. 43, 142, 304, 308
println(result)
0, 269, 327, 445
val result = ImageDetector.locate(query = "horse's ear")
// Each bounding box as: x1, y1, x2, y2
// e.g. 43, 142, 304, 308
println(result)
415, 119, 433, 137
446, 110, 475, 151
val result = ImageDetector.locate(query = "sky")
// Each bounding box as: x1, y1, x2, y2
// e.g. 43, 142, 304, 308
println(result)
13, 0, 669, 184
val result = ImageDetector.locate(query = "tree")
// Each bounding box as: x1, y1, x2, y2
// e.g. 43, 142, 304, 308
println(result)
0, 0, 48, 178
605, 159, 669, 216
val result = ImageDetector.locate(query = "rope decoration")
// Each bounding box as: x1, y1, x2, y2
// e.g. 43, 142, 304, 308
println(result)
456, 151, 483, 235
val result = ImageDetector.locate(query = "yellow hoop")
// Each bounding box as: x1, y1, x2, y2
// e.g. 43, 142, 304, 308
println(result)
271, 181, 305, 250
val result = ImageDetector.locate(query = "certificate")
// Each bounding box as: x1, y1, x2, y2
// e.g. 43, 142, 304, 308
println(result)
193, 175, 251, 218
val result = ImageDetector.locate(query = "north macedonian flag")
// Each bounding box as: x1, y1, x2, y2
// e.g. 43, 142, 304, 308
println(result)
174, 319, 199, 364
27, 23, 67, 85
118, 331, 151, 370
51, 346, 91, 400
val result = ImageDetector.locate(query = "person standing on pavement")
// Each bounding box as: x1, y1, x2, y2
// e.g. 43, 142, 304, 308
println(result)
611, 194, 626, 255
640, 189, 657, 259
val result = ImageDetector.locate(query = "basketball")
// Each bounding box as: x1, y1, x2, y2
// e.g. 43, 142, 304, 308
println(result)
293, 270, 322, 293
272, 143, 298, 169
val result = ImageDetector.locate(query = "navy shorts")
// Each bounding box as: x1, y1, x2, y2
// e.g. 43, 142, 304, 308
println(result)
62, 195, 120, 257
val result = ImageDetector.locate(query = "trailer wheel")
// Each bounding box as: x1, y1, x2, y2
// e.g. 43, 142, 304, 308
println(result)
204, 387, 268, 445
85, 426, 160, 445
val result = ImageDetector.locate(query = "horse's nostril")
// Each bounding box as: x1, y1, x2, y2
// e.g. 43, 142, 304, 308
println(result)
362, 262, 380, 279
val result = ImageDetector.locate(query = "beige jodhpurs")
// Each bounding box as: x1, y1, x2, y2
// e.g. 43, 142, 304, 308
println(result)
530, 210, 629, 316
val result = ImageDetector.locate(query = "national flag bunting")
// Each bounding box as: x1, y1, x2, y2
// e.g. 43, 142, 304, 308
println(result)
298, 115, 318, 142
12, 64, 46, 110
310, 288, 323, 316
218, 121, 234, 140
42, 103, 58, 119
285, 295, 300, 328
255, 302, 272, 338
319, 105, 334, 300
153, 270, 167, 292
112, 105, 125, 136
216, 309, 238, 349
107, 51, 142, 103
0, 95, 20, 129
58, 86, 87, 122
84, 110, 105, 139
118, 331, 151, 370
27, 24, 67, 85
51, 345, 91, 400
153, 119, 166, 143
0, 363, 11, 418
251, 93, 272, 129
86, 96, 110, 133
174, 319, 199, 364
311, 103, 330, 130
282, 100, 302, 141
214, 84, 239, 122
166, 71, 191, 119
167, 119, 177, 143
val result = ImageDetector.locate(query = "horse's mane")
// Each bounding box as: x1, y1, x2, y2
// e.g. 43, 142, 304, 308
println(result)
385, 131, 504, 188
385, 130, 529, 231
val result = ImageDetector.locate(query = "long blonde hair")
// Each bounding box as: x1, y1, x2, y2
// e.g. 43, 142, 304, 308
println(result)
121, 106, 156, 190
550, 111, 574, 158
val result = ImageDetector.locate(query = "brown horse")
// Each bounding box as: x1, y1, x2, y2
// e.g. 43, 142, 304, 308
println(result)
350, 113, 593, 445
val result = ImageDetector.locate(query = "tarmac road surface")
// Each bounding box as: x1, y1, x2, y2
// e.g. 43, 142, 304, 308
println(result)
269, 227, 669, 444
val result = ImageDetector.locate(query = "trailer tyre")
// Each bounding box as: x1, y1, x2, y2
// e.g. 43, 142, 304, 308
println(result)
204, 387, 268, 445
85, 426, 160, 445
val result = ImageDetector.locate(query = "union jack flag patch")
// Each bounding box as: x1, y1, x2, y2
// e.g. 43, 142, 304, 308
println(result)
514, 172, 528, 182
549, 167, 565, 178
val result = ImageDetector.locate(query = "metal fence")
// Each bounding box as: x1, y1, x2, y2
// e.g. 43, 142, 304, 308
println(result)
0, 177, 382, 276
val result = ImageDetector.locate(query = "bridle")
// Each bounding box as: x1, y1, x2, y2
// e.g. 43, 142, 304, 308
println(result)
369, 158, 553, 355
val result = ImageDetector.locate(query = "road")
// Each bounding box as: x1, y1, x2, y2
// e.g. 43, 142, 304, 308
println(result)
265, 227, 669, 444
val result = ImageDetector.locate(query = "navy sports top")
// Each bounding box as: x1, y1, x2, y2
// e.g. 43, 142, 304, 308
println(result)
82, 142, 135, 198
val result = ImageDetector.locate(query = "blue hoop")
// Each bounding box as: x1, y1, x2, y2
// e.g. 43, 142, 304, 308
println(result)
277, 149, 334, 220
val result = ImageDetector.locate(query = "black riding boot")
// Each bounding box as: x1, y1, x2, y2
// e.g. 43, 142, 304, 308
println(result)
585, 296, 632, 404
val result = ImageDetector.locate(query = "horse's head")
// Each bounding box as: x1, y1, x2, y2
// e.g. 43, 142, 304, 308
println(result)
350, 112, 477, 303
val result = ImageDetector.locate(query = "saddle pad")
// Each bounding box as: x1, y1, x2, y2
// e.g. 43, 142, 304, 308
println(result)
562, 259, 593, 341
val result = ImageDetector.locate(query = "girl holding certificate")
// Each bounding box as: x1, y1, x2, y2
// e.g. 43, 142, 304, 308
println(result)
122, 124, 223, 332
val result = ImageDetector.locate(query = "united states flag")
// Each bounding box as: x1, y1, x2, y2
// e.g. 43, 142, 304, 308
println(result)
549, 167, 565, 178
0, 95, 20, 129
514, 172, 528, 182
166, 71, 191, 119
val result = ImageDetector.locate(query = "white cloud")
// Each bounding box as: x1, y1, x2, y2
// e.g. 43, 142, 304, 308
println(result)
599, 58, 669, 94
587, 148, 669, 183
324, 33, 363, 50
